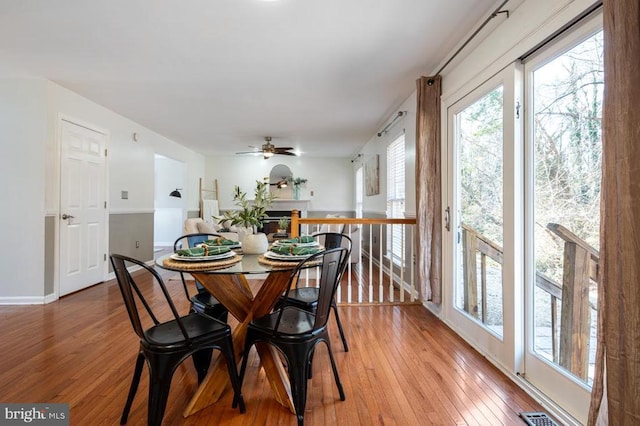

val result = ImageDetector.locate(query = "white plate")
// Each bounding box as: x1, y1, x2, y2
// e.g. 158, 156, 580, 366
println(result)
203, 241, 241, 249
264, 250, 322, 261
170, 250, 236, 262
272, 240, 319, 248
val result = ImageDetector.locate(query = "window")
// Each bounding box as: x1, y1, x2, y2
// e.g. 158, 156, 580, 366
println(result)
386, 133, 405, 261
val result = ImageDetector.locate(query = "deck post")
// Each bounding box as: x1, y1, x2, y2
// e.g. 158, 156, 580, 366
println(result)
559, 241, 591, 379
461, 227, 479, 319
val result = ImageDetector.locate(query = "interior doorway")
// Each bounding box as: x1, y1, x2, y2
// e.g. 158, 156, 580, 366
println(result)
58, 118, 107, 296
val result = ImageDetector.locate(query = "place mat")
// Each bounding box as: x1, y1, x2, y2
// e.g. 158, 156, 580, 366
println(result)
258, 255, 321, 268
162, 255, 243, 271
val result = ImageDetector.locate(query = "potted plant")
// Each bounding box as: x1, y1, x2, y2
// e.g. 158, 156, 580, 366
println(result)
217, 181, 275, 254
291, 177, 307, 200
277, 217, 290, 235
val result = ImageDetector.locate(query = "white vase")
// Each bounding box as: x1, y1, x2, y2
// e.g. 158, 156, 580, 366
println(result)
242, 232, 269, 254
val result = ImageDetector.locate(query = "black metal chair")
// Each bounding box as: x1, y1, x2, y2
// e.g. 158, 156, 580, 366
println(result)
173, 233, 229, 322
238, 248, 348, 426
275, 232, 351, 351
110, 253, 245, 426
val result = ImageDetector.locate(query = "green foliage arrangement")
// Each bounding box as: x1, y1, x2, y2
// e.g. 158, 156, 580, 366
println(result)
217, 180, 276, 230
291, 177, 308, 187
278, 217, 290, 230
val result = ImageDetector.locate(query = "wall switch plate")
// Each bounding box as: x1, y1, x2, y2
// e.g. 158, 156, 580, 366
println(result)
121, 190, 128, 199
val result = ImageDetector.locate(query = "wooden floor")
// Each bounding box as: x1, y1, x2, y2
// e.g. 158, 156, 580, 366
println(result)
0, 266, 544, 425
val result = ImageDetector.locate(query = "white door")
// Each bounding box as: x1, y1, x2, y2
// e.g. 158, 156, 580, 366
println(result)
445, 64, 522, 371
59, 119, 107, 296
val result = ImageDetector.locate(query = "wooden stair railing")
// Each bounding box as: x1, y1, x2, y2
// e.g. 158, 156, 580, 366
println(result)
290, 210, 419, 305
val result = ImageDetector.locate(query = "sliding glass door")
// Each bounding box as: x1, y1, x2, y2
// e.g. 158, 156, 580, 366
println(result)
523, 17, 603, 424
446, 65, 521, 370
443, 13, 602, 423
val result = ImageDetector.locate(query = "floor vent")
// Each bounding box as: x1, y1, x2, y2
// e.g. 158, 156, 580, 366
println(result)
519, 412, 559, 426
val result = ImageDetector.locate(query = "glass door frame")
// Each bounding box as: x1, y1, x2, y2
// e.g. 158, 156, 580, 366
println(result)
522, 12, 603, 424
443, 63, 524, 373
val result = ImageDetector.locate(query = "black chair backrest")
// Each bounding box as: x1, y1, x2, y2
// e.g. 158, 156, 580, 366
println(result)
314, 232, 352, 278
110, 253, 191, 343
314, 232, 351, 250
276, 247, 348, 333
173, 233, 224, 294
173, 233, 223, 251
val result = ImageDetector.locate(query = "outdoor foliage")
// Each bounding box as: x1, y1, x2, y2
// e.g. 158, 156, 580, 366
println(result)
533, 31, 603, 283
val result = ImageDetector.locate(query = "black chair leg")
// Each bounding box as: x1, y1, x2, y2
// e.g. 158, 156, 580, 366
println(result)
146, 353, 180, 426
287, 354, 310, 426
121, 352, 145, 425
237, 337, 253, 390
219, 337, 246, 413
325, 340, 345, 400
332, 303, 349, 352
192, 348, 213, 384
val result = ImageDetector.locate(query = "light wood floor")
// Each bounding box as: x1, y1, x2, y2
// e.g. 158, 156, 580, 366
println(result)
0, 266, 544, 425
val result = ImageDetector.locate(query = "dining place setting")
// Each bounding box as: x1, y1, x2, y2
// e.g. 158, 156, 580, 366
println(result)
163, 236, 244, 270
260, 235, 325, 265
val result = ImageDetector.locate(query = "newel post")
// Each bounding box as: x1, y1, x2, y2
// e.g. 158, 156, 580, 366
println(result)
291, 209, 300, 238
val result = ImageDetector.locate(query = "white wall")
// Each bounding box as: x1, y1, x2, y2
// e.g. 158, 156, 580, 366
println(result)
441, 0, 596, 103
46, 82, 205, 215
356, 91, 417, 217
205, 155, 353, 213
0, 78, 206, 301
154, 155, 186, 246
0, 79, 47, 299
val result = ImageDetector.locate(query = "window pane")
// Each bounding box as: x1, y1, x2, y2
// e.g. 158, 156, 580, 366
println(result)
386, 134, 405, 260
455, 86, 504, 338
532, 30, 603, 386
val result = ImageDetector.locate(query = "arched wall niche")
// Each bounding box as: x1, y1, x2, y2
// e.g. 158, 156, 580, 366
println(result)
269, 164, 293, 198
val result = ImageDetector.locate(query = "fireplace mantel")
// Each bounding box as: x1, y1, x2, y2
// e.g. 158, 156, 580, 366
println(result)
249, 199, 310, 217
268, 199, 310, 217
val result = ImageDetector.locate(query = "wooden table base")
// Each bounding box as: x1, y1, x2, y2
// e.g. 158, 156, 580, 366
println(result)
183, 270, 295, 416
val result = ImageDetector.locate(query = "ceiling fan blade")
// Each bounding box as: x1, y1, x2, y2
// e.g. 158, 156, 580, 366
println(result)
235, 150, 261, 155
275, 151, 297, 156
273, 147, 293, 151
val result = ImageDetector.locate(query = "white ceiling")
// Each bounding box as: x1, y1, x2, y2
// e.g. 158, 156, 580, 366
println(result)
0, 0, 498, 158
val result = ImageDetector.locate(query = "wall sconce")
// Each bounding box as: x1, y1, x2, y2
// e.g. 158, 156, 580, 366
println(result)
169, 188, 182, 198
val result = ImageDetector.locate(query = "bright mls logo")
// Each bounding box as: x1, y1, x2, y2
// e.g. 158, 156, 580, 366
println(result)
0, 404, 68, 425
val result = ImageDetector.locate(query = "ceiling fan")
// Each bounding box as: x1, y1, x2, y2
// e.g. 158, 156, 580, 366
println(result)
236, 137, 297, 159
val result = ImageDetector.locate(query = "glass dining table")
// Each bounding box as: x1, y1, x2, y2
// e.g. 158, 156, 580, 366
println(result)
156, 252, 300, 417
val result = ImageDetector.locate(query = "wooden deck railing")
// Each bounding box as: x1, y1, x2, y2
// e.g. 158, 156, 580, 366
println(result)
461, 222, 598, 381
546, 222, 599, 380
290, 210, 420, 305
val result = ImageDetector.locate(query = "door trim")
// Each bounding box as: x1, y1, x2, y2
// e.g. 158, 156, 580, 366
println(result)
55, 114, 109, 299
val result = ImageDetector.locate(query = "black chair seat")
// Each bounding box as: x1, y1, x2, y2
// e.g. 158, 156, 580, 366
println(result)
285, 288, 320, 305
250, 306, 316, 337
190, 292, 228, 320
143, 312, 230, 347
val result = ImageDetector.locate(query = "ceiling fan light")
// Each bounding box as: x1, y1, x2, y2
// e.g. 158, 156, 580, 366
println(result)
263, 151, 274, 158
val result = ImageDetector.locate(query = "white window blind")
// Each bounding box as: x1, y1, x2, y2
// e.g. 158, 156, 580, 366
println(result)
386, 133, 405, 261
355, 166, 363, 218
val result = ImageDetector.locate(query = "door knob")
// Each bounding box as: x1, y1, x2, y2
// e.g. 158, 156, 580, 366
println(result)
61, 213, 75, 220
